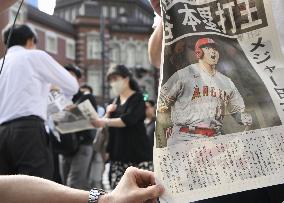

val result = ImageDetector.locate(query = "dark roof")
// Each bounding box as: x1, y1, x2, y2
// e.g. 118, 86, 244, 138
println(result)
27, 4, 75, 36
55, 0, 153, 14
55, 0, 83, 9
109, 19, 152, 34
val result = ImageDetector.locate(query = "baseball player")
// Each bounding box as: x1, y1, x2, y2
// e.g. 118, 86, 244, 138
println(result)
158, 38, 252, 146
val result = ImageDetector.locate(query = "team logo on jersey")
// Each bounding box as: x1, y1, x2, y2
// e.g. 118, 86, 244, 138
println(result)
191, 85, 230, 101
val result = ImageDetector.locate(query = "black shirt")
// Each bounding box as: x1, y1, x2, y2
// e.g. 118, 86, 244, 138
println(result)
107, 92, 152, 163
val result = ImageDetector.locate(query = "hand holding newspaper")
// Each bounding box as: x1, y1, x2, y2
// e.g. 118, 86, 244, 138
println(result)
51, 99, 99, 134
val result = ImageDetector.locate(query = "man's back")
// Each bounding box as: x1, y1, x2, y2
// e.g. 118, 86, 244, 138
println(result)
0, 46, 78, 124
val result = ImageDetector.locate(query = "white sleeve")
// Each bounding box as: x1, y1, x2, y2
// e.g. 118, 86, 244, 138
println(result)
29, 50, 79, 97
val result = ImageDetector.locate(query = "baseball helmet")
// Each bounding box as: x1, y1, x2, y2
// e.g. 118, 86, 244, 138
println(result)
195, 38, 216, 59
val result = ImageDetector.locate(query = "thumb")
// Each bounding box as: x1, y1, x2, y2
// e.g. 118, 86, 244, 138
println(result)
136, 185, 164, 201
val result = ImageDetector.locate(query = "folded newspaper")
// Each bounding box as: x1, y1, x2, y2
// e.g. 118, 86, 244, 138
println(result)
51, 99, 98, 134
155, 0, 284, 202
47, 90, 71, 116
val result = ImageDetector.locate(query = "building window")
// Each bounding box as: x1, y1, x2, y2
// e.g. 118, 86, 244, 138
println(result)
111, 6, 117, 18
136, 47, 142, 66
59, 11, 64, 19
119, 7, 125, 14
111, 44, 121, 64
9, 5, 25, 23
142, 45, 149, 68
126, 44, 136, 68
45, 32, 58, 54
66, 40, 75, 60
79, 4, 85, 16
71, 8, 76, 21
87, 33, 101, 60
87, 69, 102, 96
65, 10, 69, 21
102, 6, 108, 17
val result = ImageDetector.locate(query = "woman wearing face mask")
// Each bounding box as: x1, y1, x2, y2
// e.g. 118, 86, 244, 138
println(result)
91, 65, 153, 189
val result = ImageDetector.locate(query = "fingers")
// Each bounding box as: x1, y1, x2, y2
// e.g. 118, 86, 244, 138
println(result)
136, 185, 164, 202
126, 167, 156, 186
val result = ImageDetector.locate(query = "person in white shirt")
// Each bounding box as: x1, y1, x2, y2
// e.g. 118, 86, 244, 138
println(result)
0, 24, 79, 180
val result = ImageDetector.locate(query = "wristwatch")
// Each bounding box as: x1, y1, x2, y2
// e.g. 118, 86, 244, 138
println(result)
88, 188, 106, 203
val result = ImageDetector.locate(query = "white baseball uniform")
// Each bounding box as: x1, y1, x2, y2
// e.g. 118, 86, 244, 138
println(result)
159, 63, 245, 145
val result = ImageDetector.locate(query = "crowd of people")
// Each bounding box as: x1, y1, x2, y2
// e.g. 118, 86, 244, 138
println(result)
48, 63, 157, 191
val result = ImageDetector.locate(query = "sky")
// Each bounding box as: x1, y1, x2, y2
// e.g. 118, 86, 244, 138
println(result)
27, 0, 38, 7
27, 0, 56, 15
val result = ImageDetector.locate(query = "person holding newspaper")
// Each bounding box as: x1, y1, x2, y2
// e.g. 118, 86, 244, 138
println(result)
57, 64, 98, 190
0, 24, 79, 180
91, 64, 153, 189
148, 0, 284, 203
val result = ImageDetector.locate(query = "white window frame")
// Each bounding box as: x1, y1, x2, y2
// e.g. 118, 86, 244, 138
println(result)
66, 39, 76, 60
71, 8, 76, 21
111, 6, 117, 18
102, 6, 108, 18
45, 32, 58, 54
126, 43, 136, 68
9, 4, 25, 23
87, 32, 101, 60
110, 44, 121, 64
87, 69, 102, 96
119, 7, 125, 14
142, 45, 149, 68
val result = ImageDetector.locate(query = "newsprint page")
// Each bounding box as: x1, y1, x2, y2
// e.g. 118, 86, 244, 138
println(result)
154, 0, 284, 202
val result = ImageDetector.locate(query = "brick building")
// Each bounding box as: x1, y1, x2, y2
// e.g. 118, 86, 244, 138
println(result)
0, 0, 156, 103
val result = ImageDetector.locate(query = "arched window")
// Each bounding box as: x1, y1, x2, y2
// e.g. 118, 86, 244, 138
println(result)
111, 44, 121, 64
126, 44, 136, 68
136, 46, 143, 66
87, 32, 101, 60
142, 45, 149, 68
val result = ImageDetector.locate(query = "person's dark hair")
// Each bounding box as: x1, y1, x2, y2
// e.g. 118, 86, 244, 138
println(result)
80, 84, 93, 94
3, 24, 37, 48
64, 64, 82, 79
146, 100, 155, 107
107, 64, 141, 92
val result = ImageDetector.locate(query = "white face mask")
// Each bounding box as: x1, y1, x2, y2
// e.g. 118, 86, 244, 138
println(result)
111, 79, 126, 96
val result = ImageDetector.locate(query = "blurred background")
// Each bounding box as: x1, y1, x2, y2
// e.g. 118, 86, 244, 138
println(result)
0, 0, 159, 105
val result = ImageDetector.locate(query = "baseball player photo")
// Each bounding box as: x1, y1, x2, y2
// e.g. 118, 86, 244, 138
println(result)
157, 37, 253, 146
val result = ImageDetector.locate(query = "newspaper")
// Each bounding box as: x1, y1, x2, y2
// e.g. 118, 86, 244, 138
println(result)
51, 99, 98, 134
47, 90, 71, 116
154, 0, 284, 202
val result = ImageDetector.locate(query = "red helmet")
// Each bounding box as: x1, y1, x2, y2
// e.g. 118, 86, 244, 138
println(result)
195, 38, 215, 59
